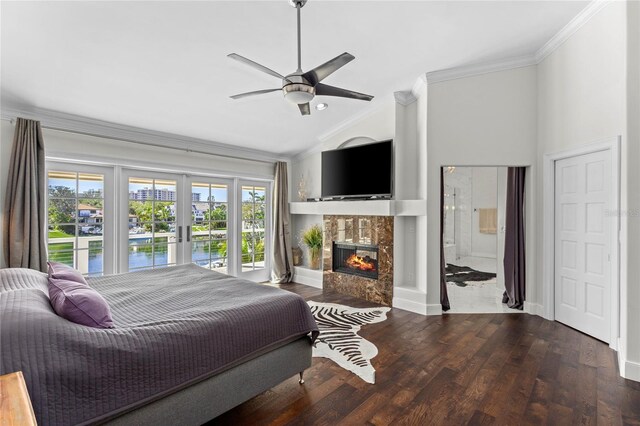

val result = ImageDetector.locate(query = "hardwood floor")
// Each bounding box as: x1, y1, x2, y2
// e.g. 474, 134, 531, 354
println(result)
212, 283, 640, 425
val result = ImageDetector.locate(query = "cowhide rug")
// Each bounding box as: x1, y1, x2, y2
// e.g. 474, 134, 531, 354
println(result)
445, 263, 497, 287
307, 301, 390, 384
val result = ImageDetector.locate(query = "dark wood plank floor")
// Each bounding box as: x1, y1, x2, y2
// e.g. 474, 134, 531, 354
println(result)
211, 283, 640, 425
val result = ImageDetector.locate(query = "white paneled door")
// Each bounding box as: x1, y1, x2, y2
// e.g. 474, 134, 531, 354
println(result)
554, 150, 611, 342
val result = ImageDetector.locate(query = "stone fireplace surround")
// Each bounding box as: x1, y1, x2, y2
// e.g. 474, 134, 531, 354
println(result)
322, 215, 394, 306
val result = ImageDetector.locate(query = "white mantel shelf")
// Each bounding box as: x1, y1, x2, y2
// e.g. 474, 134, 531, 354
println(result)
289, 200, 426, 216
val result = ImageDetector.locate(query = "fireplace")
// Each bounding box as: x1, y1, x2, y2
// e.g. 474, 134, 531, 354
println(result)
323, 215, 393, 306
332, 242, 379, 280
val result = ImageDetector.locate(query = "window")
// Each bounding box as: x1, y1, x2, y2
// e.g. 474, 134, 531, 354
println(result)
47, 171, 105, 276
127, 177, 177, 271
190, 182, 230, 273
46, 161, 270, 279
240, 184, 267, 272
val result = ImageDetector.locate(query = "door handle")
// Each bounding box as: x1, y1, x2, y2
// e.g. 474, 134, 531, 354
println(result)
187, 226, 191, 242
178, 226, 183, 243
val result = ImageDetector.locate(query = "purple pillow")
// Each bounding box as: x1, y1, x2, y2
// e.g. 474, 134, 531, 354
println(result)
47, 265, 114, 329
48, 262, 88, 285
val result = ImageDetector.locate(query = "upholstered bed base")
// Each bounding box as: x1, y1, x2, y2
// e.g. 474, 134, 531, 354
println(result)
105, 337, 312, 425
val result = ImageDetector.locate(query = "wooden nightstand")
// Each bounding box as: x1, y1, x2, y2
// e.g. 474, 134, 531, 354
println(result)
0, 372, 37, 425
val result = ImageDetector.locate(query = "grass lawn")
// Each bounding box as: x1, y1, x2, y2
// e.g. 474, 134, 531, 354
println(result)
48, 229, 74, 238
47, 241, 74, 265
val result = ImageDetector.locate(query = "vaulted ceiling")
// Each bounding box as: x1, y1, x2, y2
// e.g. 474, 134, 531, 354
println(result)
1, 1, 588, 156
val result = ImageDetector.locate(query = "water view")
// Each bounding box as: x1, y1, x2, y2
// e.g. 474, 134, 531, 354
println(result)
49, 236, 226, 275
46, 173, 264, 275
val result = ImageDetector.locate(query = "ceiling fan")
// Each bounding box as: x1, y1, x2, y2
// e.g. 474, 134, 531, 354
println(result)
227, 0, 373, 116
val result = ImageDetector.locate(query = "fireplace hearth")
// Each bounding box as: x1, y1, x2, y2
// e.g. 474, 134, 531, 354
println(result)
332, 242, 379, 280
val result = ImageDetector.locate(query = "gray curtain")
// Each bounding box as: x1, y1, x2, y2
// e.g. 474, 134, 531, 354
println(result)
502, 167, 526, 309
270, 161, 294, 283
3, 117, 47, 271
440, 167, 450, 311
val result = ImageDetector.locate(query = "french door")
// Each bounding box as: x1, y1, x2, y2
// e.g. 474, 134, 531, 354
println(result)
238, 180, 271, 281
119, 170, 186, 272
186, 178, 234, 275
46, 161, 272, 278
116, 172, 270, 280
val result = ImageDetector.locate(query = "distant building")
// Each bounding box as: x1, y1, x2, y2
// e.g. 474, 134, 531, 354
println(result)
129, 188, 176, 201
129, 188, 200, 202
78, 203, 103, 225
168, 204, 205, 223
128, 215, 138, 227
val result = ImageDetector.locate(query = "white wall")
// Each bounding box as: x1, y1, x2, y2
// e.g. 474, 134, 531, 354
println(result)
393, 97, 426, 297
537, 1, 637, 378
426, 65, 538, 307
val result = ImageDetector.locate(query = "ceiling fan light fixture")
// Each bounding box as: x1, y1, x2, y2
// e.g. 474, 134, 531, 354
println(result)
227, 0, 373, 115
282, 83, 315, 104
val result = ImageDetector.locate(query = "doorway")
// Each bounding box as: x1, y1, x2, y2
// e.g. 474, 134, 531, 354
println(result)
441, 166, 524, 313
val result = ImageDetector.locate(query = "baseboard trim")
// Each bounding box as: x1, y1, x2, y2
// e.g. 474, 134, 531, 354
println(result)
618, 339, 640, 382
524, 302, 544, 317
293, 267, 323, 289
622, 360, 640, 382
392, 287, 427, 315
427, 304, 443, 315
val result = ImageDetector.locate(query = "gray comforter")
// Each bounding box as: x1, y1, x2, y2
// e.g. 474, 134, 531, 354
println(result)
0, 265, 318, 425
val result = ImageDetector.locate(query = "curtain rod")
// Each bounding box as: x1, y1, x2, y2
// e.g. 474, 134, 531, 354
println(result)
2, 117, 279, 165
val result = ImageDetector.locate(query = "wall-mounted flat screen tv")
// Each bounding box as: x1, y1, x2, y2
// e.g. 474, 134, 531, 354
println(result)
321, 140, 393, 199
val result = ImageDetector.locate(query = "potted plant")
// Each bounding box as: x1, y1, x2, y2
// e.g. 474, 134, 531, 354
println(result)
302, 224, 323, 270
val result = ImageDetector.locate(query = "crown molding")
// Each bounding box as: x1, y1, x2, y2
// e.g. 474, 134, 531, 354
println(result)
535, 0, 612, 63
0, 104, 288, 164
411, 74, 428, 99
393, 91, 417, 106
424, 0, 610, 85
425, 55, 537, 84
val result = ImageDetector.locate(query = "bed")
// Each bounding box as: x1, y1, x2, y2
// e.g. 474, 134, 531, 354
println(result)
0, 264, 318, 425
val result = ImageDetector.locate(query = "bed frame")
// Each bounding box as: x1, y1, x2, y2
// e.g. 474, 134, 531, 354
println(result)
105, 337, 312, 425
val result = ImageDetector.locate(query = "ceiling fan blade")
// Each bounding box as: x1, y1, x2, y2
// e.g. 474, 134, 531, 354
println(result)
230, 88, 281, 100
227, 53, 285, 80
303, 52, 355, 86
315, 83, 374, 101
298, 103, 311, 116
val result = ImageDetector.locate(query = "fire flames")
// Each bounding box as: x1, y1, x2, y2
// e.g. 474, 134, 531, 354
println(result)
345, 254, 377, 271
